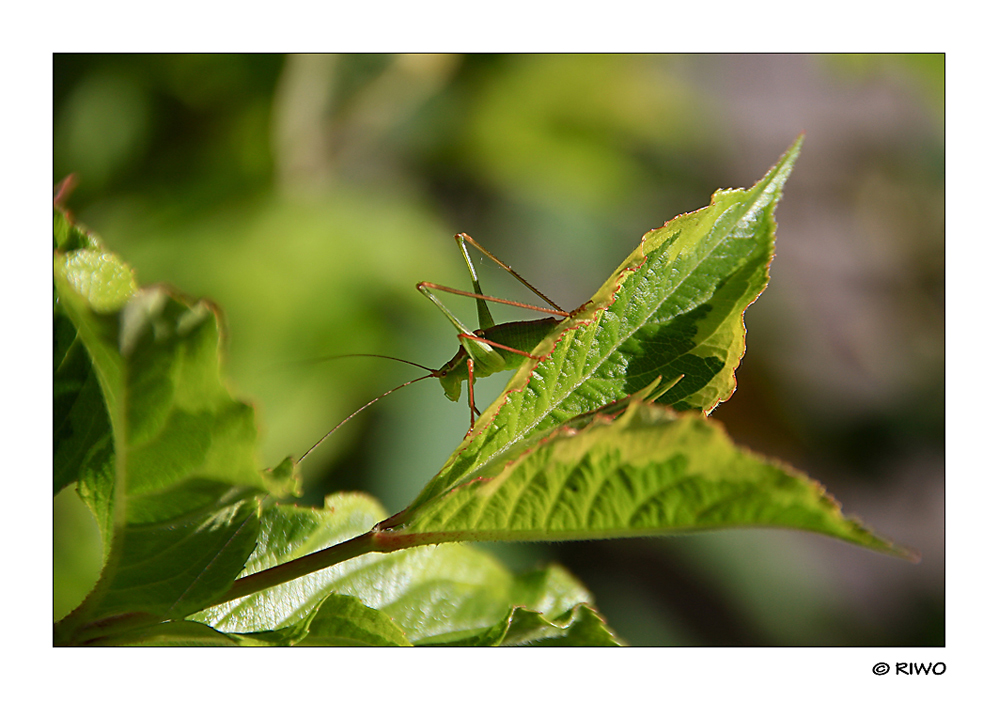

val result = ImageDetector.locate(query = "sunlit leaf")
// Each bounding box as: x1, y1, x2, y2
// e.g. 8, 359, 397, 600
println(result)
399, 136, 803, 521
398, 399, 913, 560
193, 493, 622, 645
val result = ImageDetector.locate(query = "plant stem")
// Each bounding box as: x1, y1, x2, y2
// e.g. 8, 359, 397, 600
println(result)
208, 529, 383, 608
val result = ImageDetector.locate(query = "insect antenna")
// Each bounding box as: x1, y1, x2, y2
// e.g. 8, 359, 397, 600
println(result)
286, 353, 438, 374
298, 355, 439, 463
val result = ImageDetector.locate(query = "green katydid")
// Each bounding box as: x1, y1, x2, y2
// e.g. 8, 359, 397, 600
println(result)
299, 233, 575, 462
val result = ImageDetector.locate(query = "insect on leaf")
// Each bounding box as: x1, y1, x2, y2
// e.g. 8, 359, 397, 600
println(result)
397, 135, 804, 520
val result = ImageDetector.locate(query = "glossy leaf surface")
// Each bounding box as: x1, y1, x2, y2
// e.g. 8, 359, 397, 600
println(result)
192, 493, 621, 645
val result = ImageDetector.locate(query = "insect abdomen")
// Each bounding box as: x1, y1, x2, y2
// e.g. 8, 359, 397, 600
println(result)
482, 317, 561, 366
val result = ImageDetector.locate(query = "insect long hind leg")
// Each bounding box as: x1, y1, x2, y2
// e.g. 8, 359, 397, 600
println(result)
457, 233, 566, 314
455, 234, 495, 330
418, 281, 569, 318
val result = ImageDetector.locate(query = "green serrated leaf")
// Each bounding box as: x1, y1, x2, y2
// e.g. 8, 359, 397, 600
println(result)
297, 594, 412, 646
397, 399, 913, 560
54, 208, 137, 314
54, 315, 114, 497
60, 248, 138, 313
54, 208, 101, 253
435, 604, 618, 646
53, 209, 132, 497
54, 232, 299, 642
108, 595, 412, 646
193, 493, 618, 645
104, 618, 316, 646
425, 562, 623, 646
52, 276, 278, 518
502, 604, 622, 646
88, 500, 260, 621
99, 619, 245, 646
397, 137, 802, 522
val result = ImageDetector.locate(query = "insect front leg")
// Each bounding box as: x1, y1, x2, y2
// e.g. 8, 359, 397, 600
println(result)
465, 357, 478, 434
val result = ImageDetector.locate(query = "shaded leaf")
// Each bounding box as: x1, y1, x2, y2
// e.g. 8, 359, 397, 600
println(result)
98, 619, 244, 646
108, 595, 412, 647
54, 318, 114, 497
499, 604, 621, 646
53, 209, 133, 496
297, 594, 412, 646
441, 598, 620, 646
53, 231, 300, 642
85, 500, 260, 622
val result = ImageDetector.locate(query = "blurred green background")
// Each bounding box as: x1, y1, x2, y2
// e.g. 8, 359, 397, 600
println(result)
53, 54, 944, 645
